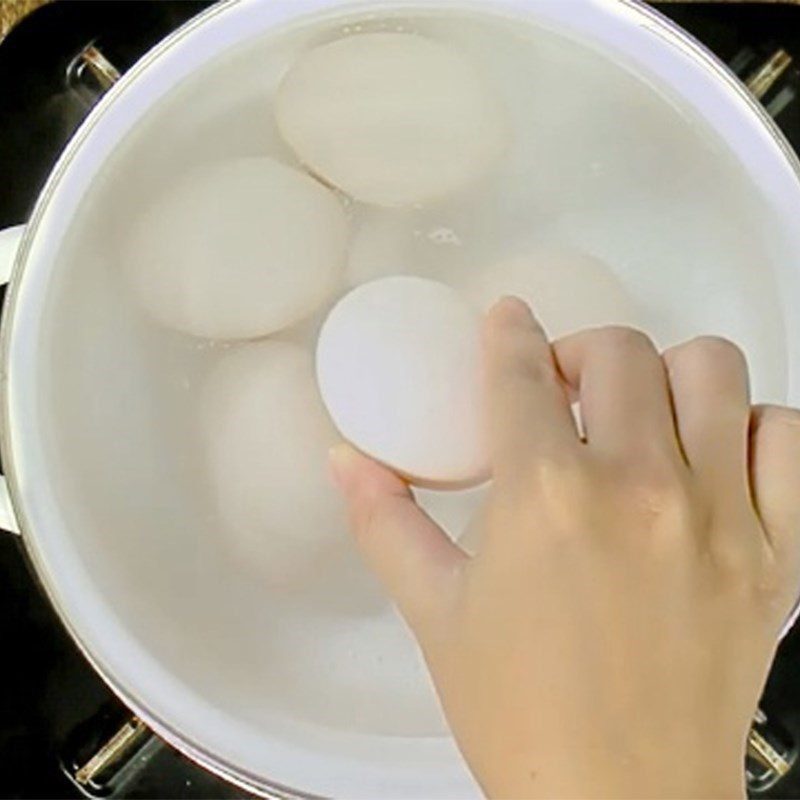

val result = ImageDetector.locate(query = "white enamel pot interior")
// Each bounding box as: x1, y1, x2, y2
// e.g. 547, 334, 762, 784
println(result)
3, 1, 800, 798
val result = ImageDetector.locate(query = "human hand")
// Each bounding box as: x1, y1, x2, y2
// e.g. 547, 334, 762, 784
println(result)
330, 298, 800, 800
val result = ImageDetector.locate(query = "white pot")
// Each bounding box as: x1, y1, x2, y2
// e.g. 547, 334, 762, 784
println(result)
2, 1, 800, 797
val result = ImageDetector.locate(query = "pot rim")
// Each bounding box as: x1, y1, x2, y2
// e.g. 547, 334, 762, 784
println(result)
3, 0, 800, 796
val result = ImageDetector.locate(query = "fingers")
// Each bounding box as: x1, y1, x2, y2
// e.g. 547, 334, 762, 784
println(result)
483, 297, 579, 474
330, 443, 467, 634
749, 405, 800, 563
663, 337, 751, 501
554, 327, 680, 461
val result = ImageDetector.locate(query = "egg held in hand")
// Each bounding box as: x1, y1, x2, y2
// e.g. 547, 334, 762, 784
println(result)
316, 276, 488, 487
125, 157, 348, 340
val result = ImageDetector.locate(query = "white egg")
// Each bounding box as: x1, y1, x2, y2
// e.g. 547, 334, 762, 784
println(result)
346, 208, 417, 287
346, 207, 476, 289
464, 245, 644, 339
317, 276, 487, 487
551, 204, 788, 402
202, 341, 346, 584
126, 157, 348, 340
275, 33, 509, 207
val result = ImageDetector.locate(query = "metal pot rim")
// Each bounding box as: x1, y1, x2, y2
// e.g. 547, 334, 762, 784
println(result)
3, 0, 800, 796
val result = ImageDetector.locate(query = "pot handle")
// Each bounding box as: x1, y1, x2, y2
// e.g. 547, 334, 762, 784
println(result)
0, 39, 123, 537
0, 225, 25, 534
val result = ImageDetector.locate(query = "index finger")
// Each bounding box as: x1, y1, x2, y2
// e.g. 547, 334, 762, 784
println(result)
483, 297, 580, 476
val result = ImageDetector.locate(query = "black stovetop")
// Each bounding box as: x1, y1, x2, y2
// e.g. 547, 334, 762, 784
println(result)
2, 3, 800, 798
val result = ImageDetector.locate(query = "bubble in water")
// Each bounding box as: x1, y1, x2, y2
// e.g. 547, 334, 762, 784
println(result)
428, 226, 462, 246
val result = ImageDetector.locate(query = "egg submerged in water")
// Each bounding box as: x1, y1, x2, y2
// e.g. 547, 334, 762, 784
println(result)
125, 156, 348, 340
275, 32, 510, 207
201, 341, 349, 585
463, 244, 644, 339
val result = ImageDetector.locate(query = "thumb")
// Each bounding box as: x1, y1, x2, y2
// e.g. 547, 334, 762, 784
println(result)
330, 443, 467, 633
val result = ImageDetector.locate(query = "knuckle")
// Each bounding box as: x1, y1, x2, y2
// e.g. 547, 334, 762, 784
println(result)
595, 325, 655, 355
709, 538, 761, 589
754, 404, 800, 432
615, 459, 702, 555
517, 452, 591, 527
629, 466, 693, 528
677, 335, 747, 371
527, 449, 582, 488
713, 542, 750, 575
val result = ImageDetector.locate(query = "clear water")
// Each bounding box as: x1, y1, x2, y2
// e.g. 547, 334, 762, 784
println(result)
44, 5, 788, 747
